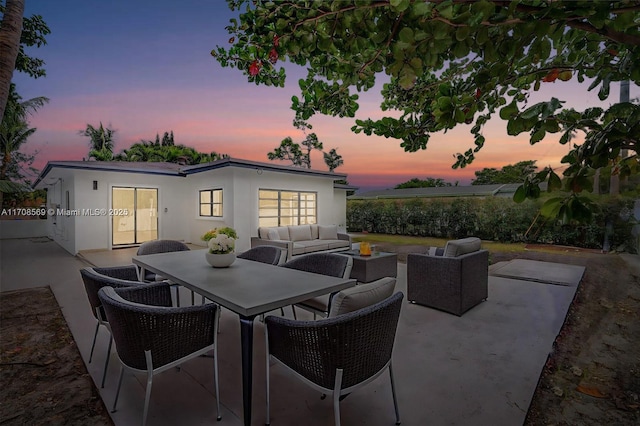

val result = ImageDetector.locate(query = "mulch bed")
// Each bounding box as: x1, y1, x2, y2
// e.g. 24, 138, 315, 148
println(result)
0, 286, 112, 425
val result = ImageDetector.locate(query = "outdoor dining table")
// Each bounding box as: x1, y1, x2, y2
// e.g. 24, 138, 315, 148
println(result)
132, 249, 356, 426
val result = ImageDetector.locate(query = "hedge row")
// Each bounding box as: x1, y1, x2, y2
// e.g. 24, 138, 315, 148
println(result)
346, 196, 637, 253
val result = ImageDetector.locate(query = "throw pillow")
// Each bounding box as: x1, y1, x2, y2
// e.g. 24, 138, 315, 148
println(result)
328, 277, 396, 317
318, 225, 338, 240
267, 229, 280, 240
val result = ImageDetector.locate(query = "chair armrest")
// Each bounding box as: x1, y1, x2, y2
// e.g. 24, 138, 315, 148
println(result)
338, 233, 352, 245
93, 265, 140, 281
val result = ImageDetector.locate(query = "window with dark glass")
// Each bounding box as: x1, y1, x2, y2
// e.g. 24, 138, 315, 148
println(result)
199, 189, 223, 217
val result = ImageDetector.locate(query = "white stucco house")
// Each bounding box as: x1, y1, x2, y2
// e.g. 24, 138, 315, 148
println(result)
33, 158, 353, 255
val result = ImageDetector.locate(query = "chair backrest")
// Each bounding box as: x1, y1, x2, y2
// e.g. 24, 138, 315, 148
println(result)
442, 237, 481, 257
328, 277, 396, 317
266, 292, 404, 390
136, 239, 190, 255
79, 266, 144, 321
237, 245, 285, 265
281, 253, 353, 279
98, 284, 217, 371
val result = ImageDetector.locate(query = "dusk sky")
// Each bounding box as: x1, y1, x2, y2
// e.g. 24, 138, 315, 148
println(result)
14, 1, 639, 192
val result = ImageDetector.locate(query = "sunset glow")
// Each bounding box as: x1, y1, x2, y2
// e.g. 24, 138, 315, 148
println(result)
15, 1, 639, 192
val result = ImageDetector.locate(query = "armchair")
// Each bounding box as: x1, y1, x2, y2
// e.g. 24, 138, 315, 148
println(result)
79, 265, 153, 388
407, 237, 488, 316
98, 282, 221, 425
265, 292, 404, 426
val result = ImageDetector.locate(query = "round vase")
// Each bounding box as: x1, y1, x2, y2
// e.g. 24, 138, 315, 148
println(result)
205, 252, 236, 268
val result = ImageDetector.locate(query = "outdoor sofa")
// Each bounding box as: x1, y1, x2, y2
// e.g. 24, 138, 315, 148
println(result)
251, 224, 351, 261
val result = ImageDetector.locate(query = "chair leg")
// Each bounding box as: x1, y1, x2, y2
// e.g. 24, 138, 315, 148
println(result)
143, 350, 154, 426
389, 364, 401, 425
112, 366, 124, 412
333, 369, 344, 426
101, 337, 112, 388
89, 321, 99, 363
213, 311, 221, 421
265, 344, 271, 425
291, 305, 297, 320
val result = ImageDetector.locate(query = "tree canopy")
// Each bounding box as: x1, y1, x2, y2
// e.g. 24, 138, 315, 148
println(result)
213, 0, 640, 222
395, 177, 452, 188
472, 160, 538, 185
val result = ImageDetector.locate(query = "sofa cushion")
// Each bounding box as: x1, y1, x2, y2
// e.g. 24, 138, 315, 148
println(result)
318, 225, 338, 240
310, 224, 319, 239
328, 277, 397, 317
326, 240, 350, 250
267, 229, 280, 240
258, 227, 271, 239
443, 237, 482, 257
276, 226, 290, 240
289, 225, 312, 242
295, 240, 330, 253
292, 243, 306, 256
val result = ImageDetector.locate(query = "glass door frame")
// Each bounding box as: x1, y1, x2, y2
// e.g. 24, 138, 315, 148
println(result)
111, 186, 159, 247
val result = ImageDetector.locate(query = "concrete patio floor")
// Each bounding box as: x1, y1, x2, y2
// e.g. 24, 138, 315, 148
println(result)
0, 237, 586, 425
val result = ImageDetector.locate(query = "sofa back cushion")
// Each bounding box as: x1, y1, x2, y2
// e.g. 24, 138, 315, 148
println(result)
443, 237, 482, 257
328, 277, 396, 317
288, 225, 312, 242
310, 224, 319, 239
318, 225, 338, 240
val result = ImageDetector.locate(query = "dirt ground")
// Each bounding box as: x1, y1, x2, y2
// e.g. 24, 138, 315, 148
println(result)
0, 246, 639, 425
0, 287, 112, 425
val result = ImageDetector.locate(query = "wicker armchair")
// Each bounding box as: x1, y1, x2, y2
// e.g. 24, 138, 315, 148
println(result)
98, 282, 221, 425
280, 253, 353, 319
79, 265, 151, 388
407, 237, 489, 316
237, 245, 286, 265
265, 292, 404, 426
136, 239, 191, 304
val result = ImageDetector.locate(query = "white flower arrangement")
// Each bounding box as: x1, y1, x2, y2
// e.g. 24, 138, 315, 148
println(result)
207, 233, 235, 254
202, 227, 237, 254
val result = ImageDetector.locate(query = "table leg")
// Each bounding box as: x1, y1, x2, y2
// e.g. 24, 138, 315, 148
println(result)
240, 315, 256, 426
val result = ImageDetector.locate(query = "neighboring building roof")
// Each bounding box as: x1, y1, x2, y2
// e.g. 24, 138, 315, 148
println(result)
33, 158, 347, 188
348, 183, 523, 200
333, 183, 359, 191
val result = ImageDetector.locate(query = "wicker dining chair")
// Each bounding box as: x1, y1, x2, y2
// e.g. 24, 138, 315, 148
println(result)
280, 253, 353, 319
264, 292, 404, 426
136, 239, 192, 305
237, 245, 286, 265
79, 265, 163, 388
98, 282, 221, 425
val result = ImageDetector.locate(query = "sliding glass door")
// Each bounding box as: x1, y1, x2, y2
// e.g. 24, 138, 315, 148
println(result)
112, 187, 158, 246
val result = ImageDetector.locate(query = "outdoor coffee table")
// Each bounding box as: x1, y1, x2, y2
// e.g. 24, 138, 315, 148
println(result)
345, 251, 398, 283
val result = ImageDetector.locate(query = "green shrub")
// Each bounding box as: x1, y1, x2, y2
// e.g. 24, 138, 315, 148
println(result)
346, 196, 637, 253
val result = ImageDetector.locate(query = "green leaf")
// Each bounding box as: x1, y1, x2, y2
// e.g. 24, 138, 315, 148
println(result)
500, 101, 518, 120
513, 185, 526, 203
531, 128, 546, 143
548, 170, 562, 191
399, 27, 414, 43
540, 197, 563, 218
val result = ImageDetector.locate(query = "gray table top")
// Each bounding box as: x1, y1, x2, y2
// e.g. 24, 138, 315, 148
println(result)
343, 250, 398, 261
133, 249, 356, 317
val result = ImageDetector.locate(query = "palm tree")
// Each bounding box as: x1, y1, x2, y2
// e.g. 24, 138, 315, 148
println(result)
0, 84, 48, 203
0, 0, 24, 121
81, 122, 116, 161
323, 148, 343, 172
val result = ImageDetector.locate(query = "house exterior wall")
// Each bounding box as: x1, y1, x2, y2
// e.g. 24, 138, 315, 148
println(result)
184, 167, 346, 253
39, 164, 347, 255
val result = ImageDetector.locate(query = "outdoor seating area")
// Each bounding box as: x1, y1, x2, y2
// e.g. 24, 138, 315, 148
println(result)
1, 238, 586, 425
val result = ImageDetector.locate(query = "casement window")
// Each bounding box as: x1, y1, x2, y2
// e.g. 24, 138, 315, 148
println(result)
258, 189, 316, 227
199, 189, 223, 217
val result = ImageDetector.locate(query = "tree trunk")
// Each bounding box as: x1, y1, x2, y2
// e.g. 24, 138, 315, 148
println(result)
0, 0, 24, 121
